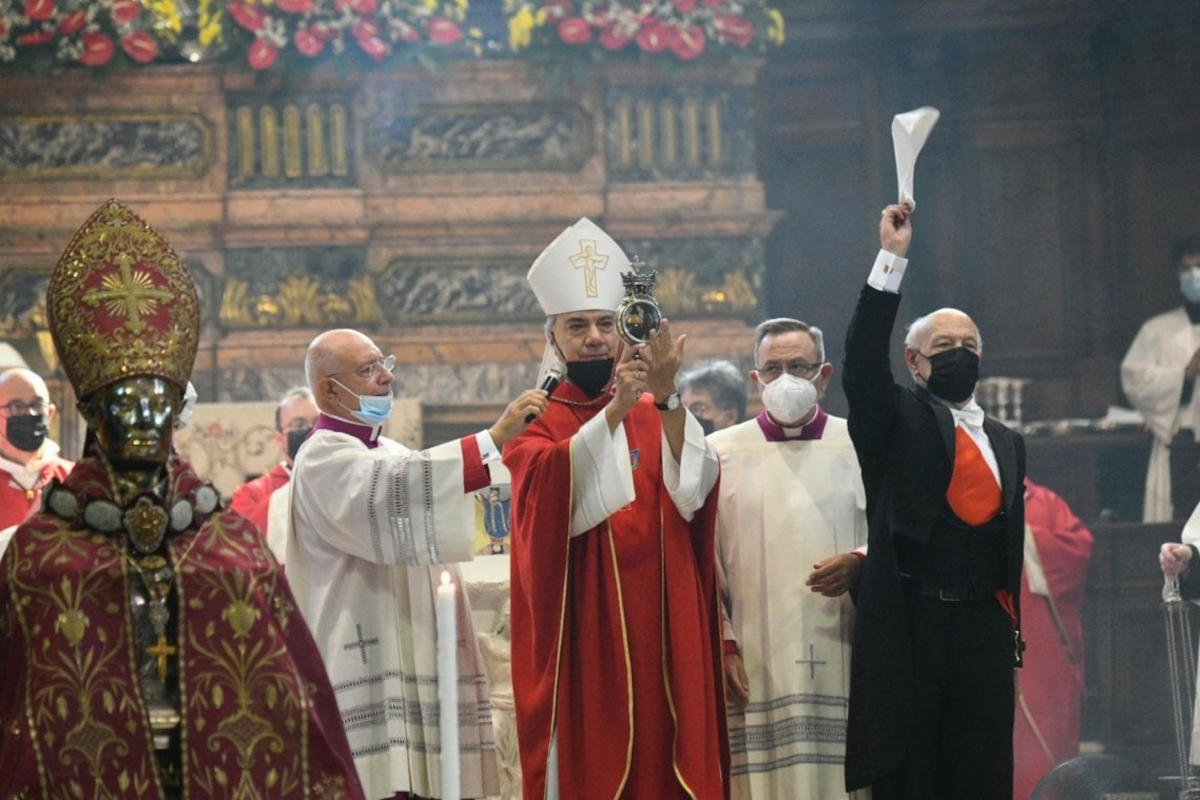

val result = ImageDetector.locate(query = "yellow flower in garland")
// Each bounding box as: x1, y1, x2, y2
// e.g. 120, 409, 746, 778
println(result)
198, 0, 224, 47
766, 8, 785, 46
509, 5, 535, 52
146, 0, 184, 38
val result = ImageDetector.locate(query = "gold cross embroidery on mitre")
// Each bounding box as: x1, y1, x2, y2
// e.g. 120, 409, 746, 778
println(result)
81, 252, 173, 334
568, 239, 610, 298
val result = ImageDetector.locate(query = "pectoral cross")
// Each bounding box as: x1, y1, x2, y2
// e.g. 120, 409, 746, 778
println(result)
795, 644, 826, 680
147, 634, 176, 683
568, 239, 609, 298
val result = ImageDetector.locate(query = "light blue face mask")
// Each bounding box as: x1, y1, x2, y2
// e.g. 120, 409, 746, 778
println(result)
332, 377, 394, 426
1182, 268, 1200, 304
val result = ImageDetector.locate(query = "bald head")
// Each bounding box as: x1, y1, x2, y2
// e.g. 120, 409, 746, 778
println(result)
0, 367, 55, 462
305, 328, 393, 418
0, 368, 49, 405
305, 329, 374, 388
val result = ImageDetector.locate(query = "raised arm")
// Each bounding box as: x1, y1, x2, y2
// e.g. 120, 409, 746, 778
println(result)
843, 204, 912, 460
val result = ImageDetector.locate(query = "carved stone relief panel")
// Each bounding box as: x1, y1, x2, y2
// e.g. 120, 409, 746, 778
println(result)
0, 112, 213, 180
365, 101, 594, 174
376, 256, 542, 322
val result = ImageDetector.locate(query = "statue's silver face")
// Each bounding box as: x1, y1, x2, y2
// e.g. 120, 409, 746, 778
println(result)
89, 377, 178, 467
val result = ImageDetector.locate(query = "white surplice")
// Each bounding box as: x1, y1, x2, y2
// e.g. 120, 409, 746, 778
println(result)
1121, 307, 1200, 521
710, 415, 868, 800
289, 428, 498, 800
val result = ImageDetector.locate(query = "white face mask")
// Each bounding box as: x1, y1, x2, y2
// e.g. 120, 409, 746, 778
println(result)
760, 373, 818, 426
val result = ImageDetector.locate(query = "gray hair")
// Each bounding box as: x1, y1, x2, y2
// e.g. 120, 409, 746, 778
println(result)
752, 318, 825, 365
678, 360, 748, 422
904, 308, 982, 352
274, 386, 314, 430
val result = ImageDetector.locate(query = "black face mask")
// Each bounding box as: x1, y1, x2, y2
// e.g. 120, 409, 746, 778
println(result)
286, 427, 312, 461
697, 417, 716, 437
565, 359, 615, 398
6, 414, 48, 453
922, 347, 980, 403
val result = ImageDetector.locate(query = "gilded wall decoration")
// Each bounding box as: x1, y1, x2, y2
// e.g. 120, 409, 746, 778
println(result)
365, 102, 594, 173
218, 246, 380, 329
227, 94, 355, 189
604, 85, 756, 181
377, 258, 543, 321
625, 237, 763, 315
0, 112, 213, 181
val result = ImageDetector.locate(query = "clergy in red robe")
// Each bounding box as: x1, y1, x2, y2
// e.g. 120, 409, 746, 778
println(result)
0, 200, 364, 799
0, 367, 74, 538
504, 218, 728, 800
229, 386, 317, 537
1013, 478, 1093, 800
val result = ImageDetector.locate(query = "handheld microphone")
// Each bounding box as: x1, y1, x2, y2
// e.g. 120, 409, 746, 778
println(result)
526, 367, 563, 423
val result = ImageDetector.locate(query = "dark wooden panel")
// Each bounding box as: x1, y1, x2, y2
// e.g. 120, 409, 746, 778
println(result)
1083, 522, 1181, 780
1118, 141, 1200, 358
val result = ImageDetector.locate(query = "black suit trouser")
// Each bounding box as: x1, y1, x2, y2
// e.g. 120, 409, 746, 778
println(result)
871, 589, 1015, 800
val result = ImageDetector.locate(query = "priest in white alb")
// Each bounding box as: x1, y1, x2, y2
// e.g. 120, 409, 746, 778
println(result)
1121, 235, 1200, 521
710, 317, 868, 799
288, 328, 548, 800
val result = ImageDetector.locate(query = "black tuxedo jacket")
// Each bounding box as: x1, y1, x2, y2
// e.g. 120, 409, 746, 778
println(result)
842, 284, 1026, 791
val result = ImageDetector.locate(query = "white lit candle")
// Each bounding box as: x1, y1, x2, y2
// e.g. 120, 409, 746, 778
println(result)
437, 569, 460, 799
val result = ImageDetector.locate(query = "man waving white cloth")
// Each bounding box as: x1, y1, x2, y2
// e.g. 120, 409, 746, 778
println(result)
712, 318, 869, 800
289, 328, 547, 799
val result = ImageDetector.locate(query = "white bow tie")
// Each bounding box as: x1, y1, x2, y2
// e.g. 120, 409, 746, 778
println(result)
948, 399, 985, 429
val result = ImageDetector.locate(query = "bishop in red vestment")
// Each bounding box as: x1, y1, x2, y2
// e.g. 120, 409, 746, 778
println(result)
504, 217, 728, 800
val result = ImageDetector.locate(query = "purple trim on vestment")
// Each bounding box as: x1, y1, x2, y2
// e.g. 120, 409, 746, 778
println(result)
312, 412, 381, 449
755, 406, 828, 442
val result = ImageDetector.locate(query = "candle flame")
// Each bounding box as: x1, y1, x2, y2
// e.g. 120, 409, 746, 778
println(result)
440, 570, 451, 587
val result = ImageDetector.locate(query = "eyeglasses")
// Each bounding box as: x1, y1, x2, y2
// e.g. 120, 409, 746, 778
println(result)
757, 361, 823, 380
0, 398, 47, 416
280, 417, 317, 433
333, 354, 396, 381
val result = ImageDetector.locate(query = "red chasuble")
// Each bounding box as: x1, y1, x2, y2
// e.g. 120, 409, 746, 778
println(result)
1013, 478, 1093, 800
0, 455, 365, 799
230, 462, 291, 536
503, 383, 728, 800
0, 455, 73, 531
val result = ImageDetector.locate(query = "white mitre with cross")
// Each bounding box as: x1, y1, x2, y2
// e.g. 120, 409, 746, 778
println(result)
527, 217, 629, 315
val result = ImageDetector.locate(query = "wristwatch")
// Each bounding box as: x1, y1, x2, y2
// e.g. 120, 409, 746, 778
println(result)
654, 392, 681, 411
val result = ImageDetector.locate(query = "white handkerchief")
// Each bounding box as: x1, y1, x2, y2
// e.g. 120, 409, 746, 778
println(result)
892, 106, 940, 210
1023, 524, 1051, 597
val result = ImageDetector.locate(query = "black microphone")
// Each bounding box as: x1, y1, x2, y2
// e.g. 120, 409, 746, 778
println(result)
526, 367, 563, 423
